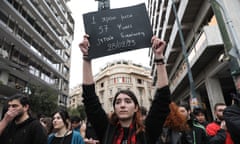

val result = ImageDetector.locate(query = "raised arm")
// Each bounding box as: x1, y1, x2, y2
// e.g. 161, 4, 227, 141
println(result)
151, 36, 168, 87
145, 36, 170, 143
79, 35, 94, 84
78, 35, 109, 142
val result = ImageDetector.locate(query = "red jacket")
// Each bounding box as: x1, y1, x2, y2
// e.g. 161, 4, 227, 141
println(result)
206, 122, 233, 144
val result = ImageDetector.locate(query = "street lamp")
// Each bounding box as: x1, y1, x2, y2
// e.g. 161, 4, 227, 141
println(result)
210, 0, 240, 60
209, 0, 240, 91
171, 0, 198, 108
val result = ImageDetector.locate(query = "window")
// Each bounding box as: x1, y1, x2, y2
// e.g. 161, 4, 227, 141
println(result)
137, 79, 142, 84
126, 77, 131, 83
109, 89, 112, 95
0, 10, 8, 24
117, 77, 123, 83
109, 97, 113, 107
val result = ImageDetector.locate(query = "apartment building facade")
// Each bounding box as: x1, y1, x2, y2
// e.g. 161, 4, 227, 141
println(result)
0, 0, 74, 112
147, 0, 240, 120
68, 60, 154, 112
94, 60, 154, 113
69, 85, 83, 109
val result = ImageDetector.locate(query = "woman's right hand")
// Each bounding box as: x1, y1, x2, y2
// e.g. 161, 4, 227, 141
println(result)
151, 35, 166, 59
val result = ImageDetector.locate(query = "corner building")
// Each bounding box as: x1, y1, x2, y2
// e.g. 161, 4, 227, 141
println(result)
94, 60, 154, 113
69, 85, 83, 109
0, 0, 74, 111
148, 0, 240, 120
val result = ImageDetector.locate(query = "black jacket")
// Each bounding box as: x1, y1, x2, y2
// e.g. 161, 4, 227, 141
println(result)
189, 120, 209, 144
223, 96, 240, 144
0, 117, 47, 144
158, 127, 192, 144
82, 84, 171, 144
158, 120, 208, 144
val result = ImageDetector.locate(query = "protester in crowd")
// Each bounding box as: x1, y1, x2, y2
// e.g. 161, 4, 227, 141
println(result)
223, 94, 240, 144
139, 106, 148, 122
0, 93, 47, 144
40, 116, 53, 135
80, 120, 99, 144
71, 116, 81, 131
223, 70, 240, 143
177, 102, 208, 144
79, 34, 171, 143
193, 107, 209, 127
48, 109, 84, 144
206, 103, 233, 144
158, 102, 192, 144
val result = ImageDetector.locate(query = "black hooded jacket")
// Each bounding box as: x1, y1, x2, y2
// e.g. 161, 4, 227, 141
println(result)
0, 117, 47, 144
223, 94, 240, 144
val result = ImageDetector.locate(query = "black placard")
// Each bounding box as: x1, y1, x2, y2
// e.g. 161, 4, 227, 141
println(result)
83, 3, 153, 59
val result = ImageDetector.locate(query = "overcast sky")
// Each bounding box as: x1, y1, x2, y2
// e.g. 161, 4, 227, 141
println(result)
67, 0, 149, 88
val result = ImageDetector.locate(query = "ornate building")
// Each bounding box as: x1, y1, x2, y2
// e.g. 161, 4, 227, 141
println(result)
94, 60, 153, 113
69, 85, 83, 109
68, 60, 154, 113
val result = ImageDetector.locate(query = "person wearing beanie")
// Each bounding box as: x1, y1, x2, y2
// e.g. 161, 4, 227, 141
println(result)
79, 34, 171, 144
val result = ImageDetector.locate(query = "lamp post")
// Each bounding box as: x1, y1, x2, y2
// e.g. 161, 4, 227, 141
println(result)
95, 0, 110, 11
209, 0, 240, 89
171, 0, 197, 108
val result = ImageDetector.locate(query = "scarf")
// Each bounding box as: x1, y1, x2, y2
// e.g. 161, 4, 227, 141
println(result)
113, 123, 137, 144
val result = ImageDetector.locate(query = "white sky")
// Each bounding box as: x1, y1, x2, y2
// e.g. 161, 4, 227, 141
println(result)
67, 0, 149, 88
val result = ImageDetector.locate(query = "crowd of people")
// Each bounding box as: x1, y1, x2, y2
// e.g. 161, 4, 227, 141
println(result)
0, 35, 240, 144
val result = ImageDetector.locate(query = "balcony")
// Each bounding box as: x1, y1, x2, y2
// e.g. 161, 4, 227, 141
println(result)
169, 25, 224, 96
22, 0, 67, 48
163, 0, 213, 76
38, 0, 67, 36
52, 0, 74, 30
0, 0, 65, 62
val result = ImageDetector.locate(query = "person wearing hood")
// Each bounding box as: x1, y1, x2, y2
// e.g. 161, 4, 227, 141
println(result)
223, 69, 240, 144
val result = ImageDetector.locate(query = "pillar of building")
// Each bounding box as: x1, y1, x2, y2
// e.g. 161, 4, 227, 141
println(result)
205, 77, 225, 118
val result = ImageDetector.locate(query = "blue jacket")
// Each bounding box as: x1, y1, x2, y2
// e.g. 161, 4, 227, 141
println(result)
48, 131, 84, 144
